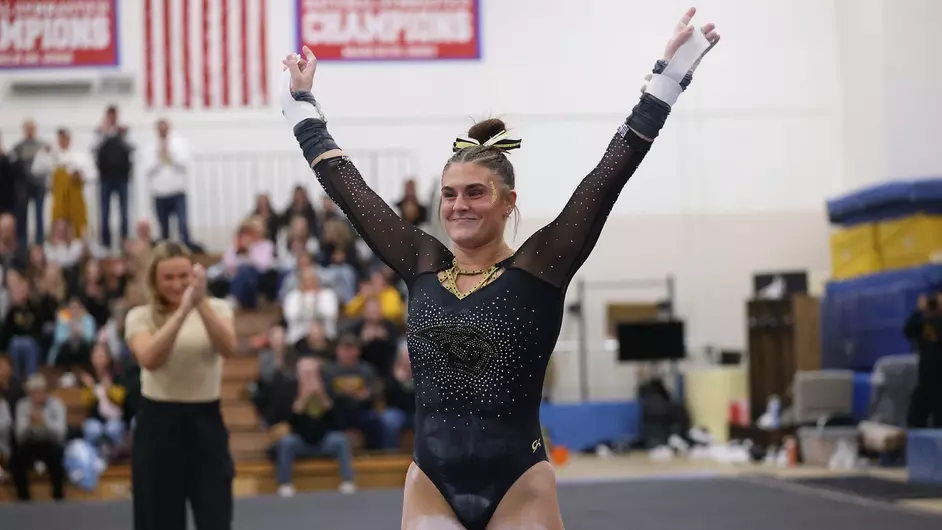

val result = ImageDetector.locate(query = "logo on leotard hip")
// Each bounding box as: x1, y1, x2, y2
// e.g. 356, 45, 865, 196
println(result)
413, 323, 497, 378
532, 439, 542, 453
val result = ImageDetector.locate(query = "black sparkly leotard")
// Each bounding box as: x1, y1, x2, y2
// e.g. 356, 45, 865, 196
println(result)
309, 129, 651, 529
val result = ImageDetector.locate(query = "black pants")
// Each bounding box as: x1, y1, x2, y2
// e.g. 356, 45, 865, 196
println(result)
132, 397, 234, 530
908, 386, 942, 428
11, 439, 66, 501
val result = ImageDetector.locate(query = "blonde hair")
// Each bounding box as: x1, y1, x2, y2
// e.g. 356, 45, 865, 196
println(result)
241, 215, 267, 239
145, 241, 193, 322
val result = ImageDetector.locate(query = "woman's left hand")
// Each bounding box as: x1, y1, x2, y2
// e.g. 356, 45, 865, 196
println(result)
283, 45, 317, 93
661, 7, 720, 70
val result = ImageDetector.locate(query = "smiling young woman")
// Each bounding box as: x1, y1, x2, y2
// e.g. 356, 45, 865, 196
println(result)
278, 6, 719, 529
125, 241, 237, 530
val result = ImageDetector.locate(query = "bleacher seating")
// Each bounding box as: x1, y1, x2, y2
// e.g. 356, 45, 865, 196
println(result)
0, 254, 414, 503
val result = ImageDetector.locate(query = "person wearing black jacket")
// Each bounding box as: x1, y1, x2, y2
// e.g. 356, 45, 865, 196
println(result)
92, 106, 134, 250
904, 292, 942, 427
0, 132, 25, 217
268, 357, 355, 497
0, 270, 55, 379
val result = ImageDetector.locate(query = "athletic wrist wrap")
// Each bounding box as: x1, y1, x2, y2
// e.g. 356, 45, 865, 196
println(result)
625, 93, 671, 140
653, 60, 693, 89
293, 119, 340, 167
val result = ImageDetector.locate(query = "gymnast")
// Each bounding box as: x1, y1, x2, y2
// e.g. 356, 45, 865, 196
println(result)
280, 7, 719, 529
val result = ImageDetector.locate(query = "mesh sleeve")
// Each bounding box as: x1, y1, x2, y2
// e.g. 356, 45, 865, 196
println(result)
311, 156, 452, 285
512, 130, 652, 289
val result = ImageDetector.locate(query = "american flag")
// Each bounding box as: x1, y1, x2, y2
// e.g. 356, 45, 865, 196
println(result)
143, 0, 269, 109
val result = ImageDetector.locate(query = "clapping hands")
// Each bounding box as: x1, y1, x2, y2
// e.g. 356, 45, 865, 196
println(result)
182, 263, 208, 311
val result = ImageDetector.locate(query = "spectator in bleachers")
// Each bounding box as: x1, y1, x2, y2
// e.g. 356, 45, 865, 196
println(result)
78, 259, 111, 328
80, 343, 127, 459
0, 354, 24, 411
252, 325, 295, 424
0, 271, 50, 379
0, 132, 25, 219
0, 354, 20, 468
315, 218, 360, 276
0, 394, 9, 478
344, 269, 406, 325
318, 247, 358, 304
253, 193, 281, 245
25, 244, 47, 289
44, 219, 85, 290
92, 105, 134, 251
380, 342, 414, 450
11, 119, 50, 244
395, 178, 429, 227
142, 119, 192, 248
283, 266, 340, 343
0, 213, 29, 289
323, 334, 383, 450
349, 298, 399, 379
126, 220, 154, 269
49, 298, 96, 371
282, 185, 319, 239
32, 128, 96, 238
269, 357, 355, 497
281, 214, 319, 259
220, 215, 275, 310
276, 241, 312, 299
123, 220, 154, 308
11, 373, 67, 501
40, 263, 66, 305
99, 301, 131, 365
294, 321, 333, 360
102, 257, 130, 302
259, 324, 295, 375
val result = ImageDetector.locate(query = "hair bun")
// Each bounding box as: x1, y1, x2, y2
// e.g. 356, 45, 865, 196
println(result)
467, 118, 507, 145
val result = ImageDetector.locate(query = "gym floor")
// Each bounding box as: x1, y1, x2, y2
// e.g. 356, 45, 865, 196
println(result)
2, 455, 940, 529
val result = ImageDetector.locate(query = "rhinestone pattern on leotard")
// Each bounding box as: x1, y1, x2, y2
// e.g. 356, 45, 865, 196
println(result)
309, 126, 652, 451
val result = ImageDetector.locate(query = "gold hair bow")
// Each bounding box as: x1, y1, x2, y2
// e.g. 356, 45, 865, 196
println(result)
452, 130, 522, 153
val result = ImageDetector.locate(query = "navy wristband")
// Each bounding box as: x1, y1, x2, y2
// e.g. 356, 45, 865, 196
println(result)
293, 119, 340, 166
624, 93, 672, 140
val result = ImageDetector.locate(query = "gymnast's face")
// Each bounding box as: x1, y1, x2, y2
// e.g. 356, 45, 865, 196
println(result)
441, 163, 513, 248
153, 256, 192, 308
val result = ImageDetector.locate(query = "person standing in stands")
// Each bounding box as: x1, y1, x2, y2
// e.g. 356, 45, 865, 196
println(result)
31, 128, 95, 238
92, 105, 134, 251
904, 292, 942, 427
142, 119, 192, 248
0, 131, 25, 220
12, 120, 51, 244
11, 373, 67, 501
124, 241, 237, 530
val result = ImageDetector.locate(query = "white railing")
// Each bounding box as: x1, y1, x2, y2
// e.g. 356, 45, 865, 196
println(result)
73, 149, 419, 250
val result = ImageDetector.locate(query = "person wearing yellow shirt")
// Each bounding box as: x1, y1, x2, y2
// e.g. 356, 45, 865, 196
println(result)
343, 270, 405, 324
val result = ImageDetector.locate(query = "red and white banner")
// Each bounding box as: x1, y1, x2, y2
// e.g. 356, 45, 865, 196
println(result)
144, 0, 269, 110
297, 0, 480, 61
0, 0, 118, 68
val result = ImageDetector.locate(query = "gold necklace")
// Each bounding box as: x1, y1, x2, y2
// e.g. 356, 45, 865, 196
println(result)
443, 259, 500, 300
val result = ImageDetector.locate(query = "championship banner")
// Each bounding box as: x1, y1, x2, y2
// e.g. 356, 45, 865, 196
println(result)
0, 0, 119, 68
296, 0, 480, 61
